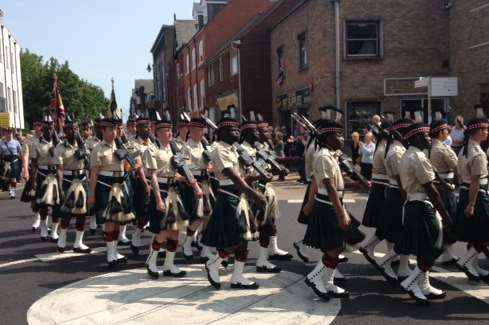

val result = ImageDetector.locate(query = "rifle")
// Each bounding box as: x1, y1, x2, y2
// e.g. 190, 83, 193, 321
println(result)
256, 148, 289, 177
201, 114, 218, 162
235, 144, 272, 182
74, 131, 90, 166
169, 141, 196, 185
115, 133, 137, 168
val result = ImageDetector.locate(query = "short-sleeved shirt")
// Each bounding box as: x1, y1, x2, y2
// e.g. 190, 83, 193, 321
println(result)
22, 136, 40, 158
458, 139, 488, 184
54, 140, 85, 170
143, 143, 175, 178
313, 147, 344, 193
211, 141, 240, 181
127, 137, 154, 161
182, 138, 209, 171
429, 138, 458, 174
31, 138, 57, 166
400, 146, 435, 194
360, 142, 376, 164
384, 140, 406, 180
305, 140, 317, 181
90, 140, 125, 172
0, 139, 22, 157
174, 136, 187, 152
372, 139, 387, 175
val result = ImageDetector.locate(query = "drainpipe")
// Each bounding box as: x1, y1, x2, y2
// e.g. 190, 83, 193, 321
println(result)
333, 0, 341, 111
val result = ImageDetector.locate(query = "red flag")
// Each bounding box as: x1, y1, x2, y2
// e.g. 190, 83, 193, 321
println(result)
51, 74, 65, 117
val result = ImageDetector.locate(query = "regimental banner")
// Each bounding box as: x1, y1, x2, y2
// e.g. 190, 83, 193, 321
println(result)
0, 112, 11, 128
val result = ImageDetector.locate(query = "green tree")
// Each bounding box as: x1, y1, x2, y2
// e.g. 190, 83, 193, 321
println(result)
20, 50, 109, 128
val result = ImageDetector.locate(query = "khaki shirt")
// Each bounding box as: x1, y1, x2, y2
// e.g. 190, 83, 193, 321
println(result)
384, 140, 406, 180
174, 136, 187, 151
400, 146, 435, 194
85, 137, 100, 152
90, 140, 125, 172
211, 141, 240, 180
372, 139, 387, 175
182, 138, 208, 171
305, 140, 317, 181
54, 140, 85, 170
458, 139, 488, 184
127, 137, 154, 160
429, 138, 458, 173
313, 147, 344, 193
23, 136, 40, 160
31, 138, 57, 166
143, 144, 175, 178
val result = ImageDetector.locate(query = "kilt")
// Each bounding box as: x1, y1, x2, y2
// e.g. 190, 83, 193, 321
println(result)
362, 182, 387, 228
201, 185, 257, 249
303, 193, 346, 251
94, 174, 135, 224
375, 186, 404, 243
59, 173, 88, 218
254, 182, 279, 226
35, 167, 60, 208
435, 182, 458, 245
148, 181, 188, 234
394, 200, 443, 263
454, 186, 489, 243
132, 175, 148, 223
1, 157, 21, 182
297, 181, 311, 225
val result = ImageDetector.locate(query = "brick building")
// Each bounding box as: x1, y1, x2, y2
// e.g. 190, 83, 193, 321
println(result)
271, 0, 454, 135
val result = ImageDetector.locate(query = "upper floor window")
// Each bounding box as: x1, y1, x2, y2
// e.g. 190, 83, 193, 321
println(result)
208, 64, 215, 88
176, 62, 181, 79
345, 20, 382, 58
230, 50, 238, 76
191, 47, 196, 70
198, 40, 204, 64
298, 32, 308, 71
219, 56, 224, 82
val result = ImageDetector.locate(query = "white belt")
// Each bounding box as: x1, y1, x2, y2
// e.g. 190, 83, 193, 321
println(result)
438, 172, 454, 179
315, 196, 332, 205
217, 188, 240, 199
318, 188, 328, 196
63, 169, 85, 176
372, 174, 389, 180
38, 165, 56, 170
157, 177, 173, 184
219, 179, 234, 186
388, 178, 399, 188
407, 193, 429, 201
99, 170, 125, 177
191, 170, 206, 176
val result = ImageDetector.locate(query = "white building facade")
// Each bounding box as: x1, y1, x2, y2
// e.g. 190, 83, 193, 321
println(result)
0, 10, 24, 129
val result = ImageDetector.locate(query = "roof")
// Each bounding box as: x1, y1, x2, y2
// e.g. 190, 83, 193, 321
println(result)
175, 20, 197, 51
150, 25, 174, 54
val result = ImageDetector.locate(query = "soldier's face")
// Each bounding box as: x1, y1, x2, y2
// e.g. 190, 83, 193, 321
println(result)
156, 127, 172, 143
324, 132, 344, 150
419, 133, 432, 149
102, 126, 117, 142
64, 126, 75, 139
137, 123, 150, 139
479, 128, 489, 142
82, 127, 92, 138
178, 126, 189, 137
189, 126, 204, 140
127, 123, 136, 134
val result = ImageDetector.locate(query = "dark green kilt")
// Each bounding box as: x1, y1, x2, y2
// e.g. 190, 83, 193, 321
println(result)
148, 184, 178, 234
375, 187, 404, 243
94, 174, 134, 224
362, 182, 387, 228
131, 175, 148, 223
303, 194, 346, 251
59, 174, 88, 220
297, 181, 311, 225
395, 201, 443, 263
201, 186, 251, 249
435, 183, 458, 245
454, 188, 489, 243
2, 157, 21, 181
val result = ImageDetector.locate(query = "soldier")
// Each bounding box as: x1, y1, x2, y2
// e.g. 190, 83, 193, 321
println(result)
302, 119, 350, 301
454, 118, 489, 282
180, 117, 213, 261
374, 118, 413, 283
174, 113, 190, 151
0, 127, 22, 199
429, 114, 459, 265
202, 108, 266, 290
126, 113, 138, 141
145, 111, 202, 278
31, 113, 62, 241
54, 115, 91, 253
395, 123, 450, 305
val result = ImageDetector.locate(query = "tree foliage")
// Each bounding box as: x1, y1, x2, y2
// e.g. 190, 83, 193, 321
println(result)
20, 50, 109, 128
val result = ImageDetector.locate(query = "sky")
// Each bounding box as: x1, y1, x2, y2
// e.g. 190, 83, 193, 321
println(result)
1, 0, 195, 119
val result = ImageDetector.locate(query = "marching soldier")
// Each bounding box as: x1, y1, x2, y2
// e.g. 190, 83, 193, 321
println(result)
0, 127, 22, 199
374, 118, 413, 283
454, 117, 489, 282
126, 113, 138, 141
395, 123, 450, 305
429, 114, 459, 264
174, 113, 190, 151
302, 119, 350, 301
202, 108, 266, 290
145, 111, 201, 278
54, 115, 91, 253
31, 113, 62, 242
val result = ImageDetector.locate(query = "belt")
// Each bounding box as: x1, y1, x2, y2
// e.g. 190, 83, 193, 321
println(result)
217, 188, 240, 199
407, 193, 429, 201
64, 169, 85, 176
3, 156, 18, 162
157, 177, 174, 184
388, 178, 399, 188
99, 170, 125, 177
460, 183, 488, 192
191, 170, 207, 176
372, 173, 389, 180
219, 179, 234, 186
438, 172, 454, 179
38, 165, 57, 173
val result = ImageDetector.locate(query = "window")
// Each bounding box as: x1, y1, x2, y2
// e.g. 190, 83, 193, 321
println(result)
186, 53, 190, 75
297, 32, 308, 70
276, 46, 285, 85
219, 57, 224, 82
187, 88, 192, 111
230, 50, 238, 76
345, 20, 382, 58
176, 62, 181, 80
200, 79, 205, 109
347, 101, 381, 136
198, 40, 204, 63
191, 47, 196, 71
193, 84, 198, 111
208, 65, 215, 88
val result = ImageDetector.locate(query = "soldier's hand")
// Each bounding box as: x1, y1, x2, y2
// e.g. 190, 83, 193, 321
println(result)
156, 199, 166, 212
464, 204, 475, 218
22, 170, 29, 181
339, 209, 351, 232
302, 201, 314, 217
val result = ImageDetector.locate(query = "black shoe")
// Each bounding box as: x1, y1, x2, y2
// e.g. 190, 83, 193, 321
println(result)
425, 291, 446, 300
183, 252, 194, 260
293, 242, 309, 263
40, 236, 48, 242
89, 229, 97, 235
191, 241, 203, 251
328, 290, 350, 299
304, 277, 330, 301
269, 253, 293, 261
146, 266, 161, 279
407, 291, 430, 306
397, 276, 408, 284
460, 265, 480, 282
118, 240, 131, 246
73, 247, 92, 254
130, 243, 140, 256
57, 246, 65, 253
359, 247, 378, 268
205, 265, 221, 290
230, 282, 259, 290
256, 265, 281, 273
221, 259, 229, 268
440, 258, 459, 266
117, 256, 128, 264
164, 270, 187, 277
108, 260, 118, 271
32, 227, 38, 233
338, 255, 349, 263
200, 256, 209, 264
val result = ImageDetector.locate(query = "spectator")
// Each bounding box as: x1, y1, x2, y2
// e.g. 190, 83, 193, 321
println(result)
350, 131, 361, 165
359, 132, 375, 180
451, 115, 465, 154
274, 132, 285, 157
371, 114, 381, 127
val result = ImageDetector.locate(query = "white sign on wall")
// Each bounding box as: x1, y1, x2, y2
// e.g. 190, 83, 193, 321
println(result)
415, 77, 458, 97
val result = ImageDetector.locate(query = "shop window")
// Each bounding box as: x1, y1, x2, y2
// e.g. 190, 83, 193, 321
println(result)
297, 32, 308, 70
345, 20, 382, 58
347, 101, 381, 136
